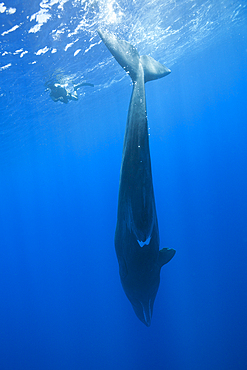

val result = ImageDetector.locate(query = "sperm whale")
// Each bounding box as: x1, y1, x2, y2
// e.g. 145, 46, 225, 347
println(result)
98, 29, 176, 326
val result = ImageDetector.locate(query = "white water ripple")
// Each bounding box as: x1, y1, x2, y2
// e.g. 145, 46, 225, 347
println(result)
0, 0, 246, 159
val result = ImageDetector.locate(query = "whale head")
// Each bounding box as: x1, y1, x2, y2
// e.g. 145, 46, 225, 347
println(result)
121, 263, 161, 327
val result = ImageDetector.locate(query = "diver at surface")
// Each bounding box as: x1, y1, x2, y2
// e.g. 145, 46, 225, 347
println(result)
45, 81, 94, 103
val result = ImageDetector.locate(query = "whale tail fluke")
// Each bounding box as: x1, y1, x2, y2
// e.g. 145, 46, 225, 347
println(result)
98, 29, 171, 83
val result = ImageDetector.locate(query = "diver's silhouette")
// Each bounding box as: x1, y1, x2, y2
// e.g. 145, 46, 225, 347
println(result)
45, 81, 94, 103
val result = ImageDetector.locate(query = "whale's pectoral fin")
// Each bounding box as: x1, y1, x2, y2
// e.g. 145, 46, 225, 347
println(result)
158, 248, 176, 268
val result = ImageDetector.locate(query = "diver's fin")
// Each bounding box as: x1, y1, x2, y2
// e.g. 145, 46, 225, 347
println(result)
158, 248, 176, 268
98, 29, 171, 83
74, 82, 94, 90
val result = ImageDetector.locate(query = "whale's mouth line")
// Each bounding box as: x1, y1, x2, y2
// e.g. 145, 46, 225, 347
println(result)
140, 300, 152, 326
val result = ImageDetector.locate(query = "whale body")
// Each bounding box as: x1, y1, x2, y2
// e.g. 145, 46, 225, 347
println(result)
98, 30, 176, 326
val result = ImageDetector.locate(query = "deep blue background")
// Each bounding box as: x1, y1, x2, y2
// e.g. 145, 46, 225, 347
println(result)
1, 7, 247, 370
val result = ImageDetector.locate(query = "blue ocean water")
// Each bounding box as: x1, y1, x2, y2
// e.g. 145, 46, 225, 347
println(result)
1, 1, 247, 369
